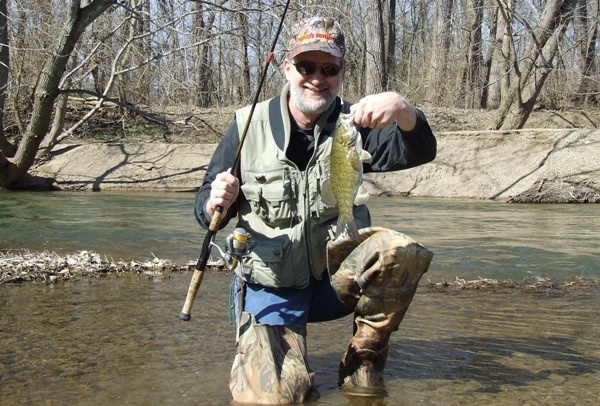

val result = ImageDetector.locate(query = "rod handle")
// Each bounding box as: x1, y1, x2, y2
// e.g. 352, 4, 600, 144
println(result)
178, 269, 205, 321
178, 207, 224, 321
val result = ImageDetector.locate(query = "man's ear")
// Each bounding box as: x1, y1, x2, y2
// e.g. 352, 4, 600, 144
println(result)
283, 59, 293, 81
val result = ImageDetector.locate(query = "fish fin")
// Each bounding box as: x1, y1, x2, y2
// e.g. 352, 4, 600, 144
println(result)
335, 216, 360, 241
354, 185, 369, 205
360, 150, 372, 164
349, 149, 361, 171
321, 179, 337, 206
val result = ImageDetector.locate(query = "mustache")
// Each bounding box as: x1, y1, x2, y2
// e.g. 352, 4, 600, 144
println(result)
290, 82, 338, 114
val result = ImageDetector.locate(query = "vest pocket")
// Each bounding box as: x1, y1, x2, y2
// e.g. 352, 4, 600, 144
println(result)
241, 172, 294, 228
239, 236, 306, 288
316, 157, 338, 214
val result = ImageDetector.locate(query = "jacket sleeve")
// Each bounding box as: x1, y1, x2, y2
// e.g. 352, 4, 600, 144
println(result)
361, 108, 437, 173
194, 121, 241, 230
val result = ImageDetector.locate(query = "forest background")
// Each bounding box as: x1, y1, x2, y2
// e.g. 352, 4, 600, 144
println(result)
0, 0, 598, 189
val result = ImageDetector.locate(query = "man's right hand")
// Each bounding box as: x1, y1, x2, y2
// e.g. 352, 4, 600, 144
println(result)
205, 170, 239, 218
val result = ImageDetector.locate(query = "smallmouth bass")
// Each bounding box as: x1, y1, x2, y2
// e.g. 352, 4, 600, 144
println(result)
322, 112, 370, 241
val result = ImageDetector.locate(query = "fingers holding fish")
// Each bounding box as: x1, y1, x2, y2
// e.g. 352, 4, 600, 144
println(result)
351, 92, 416, 130
351, 98, 377, 128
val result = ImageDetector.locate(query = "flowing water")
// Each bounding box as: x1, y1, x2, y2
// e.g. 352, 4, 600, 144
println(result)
1, 192, 599, 405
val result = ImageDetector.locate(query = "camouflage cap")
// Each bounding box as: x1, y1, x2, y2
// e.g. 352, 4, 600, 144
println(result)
287, 17, 345, 59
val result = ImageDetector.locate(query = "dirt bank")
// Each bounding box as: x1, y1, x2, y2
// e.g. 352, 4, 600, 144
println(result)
30, 128, 600, 202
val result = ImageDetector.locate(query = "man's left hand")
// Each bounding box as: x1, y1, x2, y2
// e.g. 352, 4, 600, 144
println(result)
350, 92, 417, 131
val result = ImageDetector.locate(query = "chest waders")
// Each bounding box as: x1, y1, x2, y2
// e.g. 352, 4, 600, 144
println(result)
230, 280, 316, 404
229, 226, 433, 403
228, 93, 337, 403
327, 227, 433, 392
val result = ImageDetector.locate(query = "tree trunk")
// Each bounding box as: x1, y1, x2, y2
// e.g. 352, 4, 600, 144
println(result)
40, 92, 69, 151
192, 2, 219, 108
481, 3, 498, 109
456, 0, 484, 108
0, 0, 15, 158
235, 2, 251, 103
386, 0, 397, 89
426, 0, 453, 104
492, 0, 578, 130
365, 0, 386, 94
574, 0, 598, 105
0, 0, 115, 188
486, 0, 513, 109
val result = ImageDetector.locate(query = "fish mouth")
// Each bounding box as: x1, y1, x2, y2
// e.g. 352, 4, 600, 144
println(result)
339, 112, 355, 121
338, 112, 358, 146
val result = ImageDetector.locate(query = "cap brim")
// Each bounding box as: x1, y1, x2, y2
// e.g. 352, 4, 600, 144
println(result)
290, 44, 343, 59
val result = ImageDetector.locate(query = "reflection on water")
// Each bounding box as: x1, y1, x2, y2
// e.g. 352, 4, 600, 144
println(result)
1, 274, 598, 405
1, 191, 598, 281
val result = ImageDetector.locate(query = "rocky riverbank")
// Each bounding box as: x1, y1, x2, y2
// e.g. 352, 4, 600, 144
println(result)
28, 128, 600, 202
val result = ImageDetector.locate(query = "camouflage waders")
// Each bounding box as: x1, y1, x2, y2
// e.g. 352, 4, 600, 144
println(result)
229, 311, 316, 404
229, 226, 432, 403
327, 227, 433, 390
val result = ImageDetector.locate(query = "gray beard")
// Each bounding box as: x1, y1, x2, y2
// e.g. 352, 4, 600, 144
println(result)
289, 83, 337, 115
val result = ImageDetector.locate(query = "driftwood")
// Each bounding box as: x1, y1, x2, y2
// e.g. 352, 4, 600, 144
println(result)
0, 250, 225, 284
2, 250, 597, 293
508, 178, 600, 203
427, 276, 599, 293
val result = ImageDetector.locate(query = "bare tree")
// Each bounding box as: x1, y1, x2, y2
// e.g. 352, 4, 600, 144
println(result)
0, 0, 14, 158
456, 0, 485, 108
491, 0, 578, 130
0, 0, 116, 188
386, 0, 397, 88
192, 1, 225, 107
481, 0, 500, 108
117, 0, 152, 105
574, 0, 599, 105
426, 0, 454, 104
365, 0, 386, 94
234, 1, 251, 103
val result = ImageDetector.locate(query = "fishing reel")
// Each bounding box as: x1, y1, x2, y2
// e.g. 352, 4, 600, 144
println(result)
210, 227, 251, 270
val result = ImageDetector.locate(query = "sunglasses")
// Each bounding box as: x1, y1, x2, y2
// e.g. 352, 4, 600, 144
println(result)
291, 61, 342, 77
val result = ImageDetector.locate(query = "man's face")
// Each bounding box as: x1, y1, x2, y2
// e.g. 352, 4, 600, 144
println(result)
284, 51, 345, 116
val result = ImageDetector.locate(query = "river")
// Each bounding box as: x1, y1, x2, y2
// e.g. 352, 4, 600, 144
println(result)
1, 191, 599, 405
2, 191, 599, 281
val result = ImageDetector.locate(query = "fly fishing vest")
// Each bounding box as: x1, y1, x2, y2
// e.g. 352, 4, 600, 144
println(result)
234, 85, 371, 289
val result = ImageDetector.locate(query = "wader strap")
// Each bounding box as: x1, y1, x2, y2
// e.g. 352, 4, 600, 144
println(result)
229, 276, 246, 321
230, 276, 247, 343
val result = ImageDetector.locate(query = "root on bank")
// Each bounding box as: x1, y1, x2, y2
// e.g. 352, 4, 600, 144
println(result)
508, 177, 600, 203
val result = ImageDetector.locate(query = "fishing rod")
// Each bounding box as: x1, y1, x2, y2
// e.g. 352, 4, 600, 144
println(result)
179, 0, 291, 321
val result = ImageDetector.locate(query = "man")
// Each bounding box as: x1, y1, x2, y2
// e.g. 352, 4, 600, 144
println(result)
194, 16, 436, 404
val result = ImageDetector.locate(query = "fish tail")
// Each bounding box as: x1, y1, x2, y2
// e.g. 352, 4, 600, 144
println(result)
335, 215, 360, 241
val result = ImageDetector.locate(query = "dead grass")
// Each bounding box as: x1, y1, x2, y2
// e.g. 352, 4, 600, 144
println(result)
61, 103, 600, 145
426, 275, 599, 293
